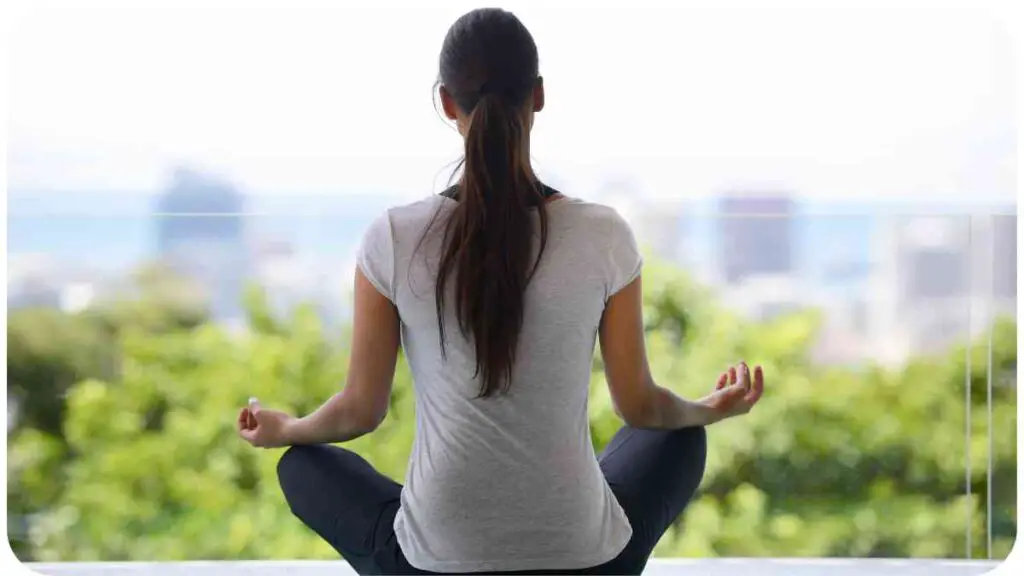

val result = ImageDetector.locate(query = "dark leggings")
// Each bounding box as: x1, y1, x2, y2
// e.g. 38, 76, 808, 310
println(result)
277, 425, 707, 575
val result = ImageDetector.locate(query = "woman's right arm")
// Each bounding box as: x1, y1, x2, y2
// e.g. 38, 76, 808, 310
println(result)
598, 274, 761, 429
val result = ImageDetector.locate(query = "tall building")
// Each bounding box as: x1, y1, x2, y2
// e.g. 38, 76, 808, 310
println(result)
899, 216, 972, 354
901, 216, 970, 300
717, 193, 796, 284
991, 213, 1017, 302
154, 168, 250, 323
868, 212, 1014, 363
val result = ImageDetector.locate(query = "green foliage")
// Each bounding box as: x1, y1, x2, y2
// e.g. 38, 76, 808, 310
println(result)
7, 259, 1017, 561
6, 263, 209, 559
7, 262, 207, 438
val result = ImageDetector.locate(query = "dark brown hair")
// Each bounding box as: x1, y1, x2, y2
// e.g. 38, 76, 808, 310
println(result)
434, 8, 548, 398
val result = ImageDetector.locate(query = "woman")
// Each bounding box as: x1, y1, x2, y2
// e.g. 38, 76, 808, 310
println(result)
238, 7, 764, 575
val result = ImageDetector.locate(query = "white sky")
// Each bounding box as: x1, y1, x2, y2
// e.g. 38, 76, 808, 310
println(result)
6, 0, 1016, 203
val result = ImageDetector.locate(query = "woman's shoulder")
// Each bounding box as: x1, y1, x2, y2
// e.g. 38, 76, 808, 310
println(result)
388, 194, 451, 215
553, 197, 634, 231
370, 195, 451, 228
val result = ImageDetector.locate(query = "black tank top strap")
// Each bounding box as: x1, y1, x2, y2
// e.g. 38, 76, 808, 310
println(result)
440, 182, 560, 201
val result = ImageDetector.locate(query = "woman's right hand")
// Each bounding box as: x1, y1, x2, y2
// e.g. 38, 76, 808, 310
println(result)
698, 362, 765, 423
237, 399, 298, 448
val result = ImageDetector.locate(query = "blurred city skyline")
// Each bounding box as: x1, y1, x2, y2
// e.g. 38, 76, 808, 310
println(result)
8, 166, 1017, 368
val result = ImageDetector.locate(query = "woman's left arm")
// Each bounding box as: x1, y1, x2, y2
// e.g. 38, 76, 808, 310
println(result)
284, 267, 400, 445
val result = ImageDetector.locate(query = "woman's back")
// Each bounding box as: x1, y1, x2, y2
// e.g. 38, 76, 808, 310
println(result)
358, 193, 639, 571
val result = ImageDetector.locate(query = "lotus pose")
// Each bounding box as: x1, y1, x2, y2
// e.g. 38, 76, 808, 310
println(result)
238, 7, 765, 575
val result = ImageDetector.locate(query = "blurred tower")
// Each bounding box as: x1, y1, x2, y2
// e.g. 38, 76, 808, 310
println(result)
154, 167, 250, 324
712, 191, 801, 322
717, 193, 796, 285
867, 213, 1002, 362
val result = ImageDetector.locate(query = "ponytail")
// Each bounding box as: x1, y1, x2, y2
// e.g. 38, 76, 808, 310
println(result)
435, 92, 549, 398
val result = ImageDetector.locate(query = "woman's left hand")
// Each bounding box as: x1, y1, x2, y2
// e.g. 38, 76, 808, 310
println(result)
698, 362, 765, 423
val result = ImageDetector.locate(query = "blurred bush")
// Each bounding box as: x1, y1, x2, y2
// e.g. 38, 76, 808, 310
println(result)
6, 260, 1016, 561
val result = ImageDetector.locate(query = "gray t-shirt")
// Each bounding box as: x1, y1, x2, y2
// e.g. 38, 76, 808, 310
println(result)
356, 194, 642, 573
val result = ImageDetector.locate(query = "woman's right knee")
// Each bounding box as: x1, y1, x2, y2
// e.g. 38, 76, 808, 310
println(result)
277, 445, 309, 482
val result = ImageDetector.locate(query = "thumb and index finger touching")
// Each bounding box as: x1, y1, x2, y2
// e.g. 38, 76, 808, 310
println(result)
246, 397, 263, 426
238, 397, 262, 442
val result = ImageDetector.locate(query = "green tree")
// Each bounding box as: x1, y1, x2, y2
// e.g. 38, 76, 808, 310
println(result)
7, 262, 207, 438
628, 263, 1017, 560
6, 262, 209, 559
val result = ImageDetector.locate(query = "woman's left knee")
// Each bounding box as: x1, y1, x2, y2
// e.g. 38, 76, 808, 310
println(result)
670, 425, 707, 470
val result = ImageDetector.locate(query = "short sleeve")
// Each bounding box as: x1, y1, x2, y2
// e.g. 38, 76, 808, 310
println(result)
356, 211, 395, 303
605, 209, 643, 301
